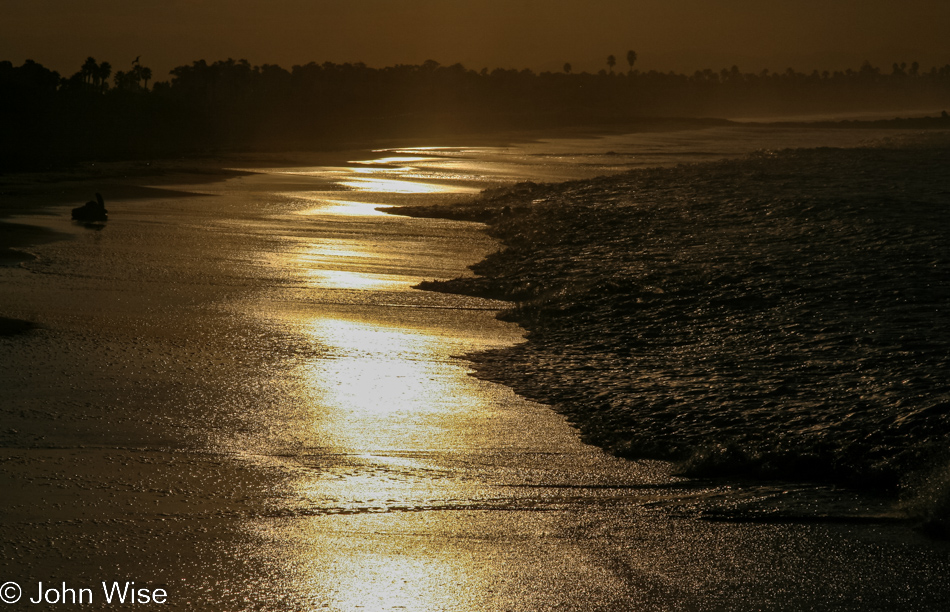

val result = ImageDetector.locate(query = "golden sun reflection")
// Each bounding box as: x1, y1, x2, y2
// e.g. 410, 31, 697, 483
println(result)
270, 517, 479, 611
302, 317, 445, 420
339, 175, 452, 194
286, 312, 506, 452
323, 552, 462, 610
238, 157, 529, 609
259, 306, 546, 610
295, 199, 392, 217
307, 268, 409, 290
295, 241, 415, 290
349, 156, 439, 165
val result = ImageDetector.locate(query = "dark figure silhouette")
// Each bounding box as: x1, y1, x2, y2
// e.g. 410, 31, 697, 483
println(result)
72, 193, 108, 221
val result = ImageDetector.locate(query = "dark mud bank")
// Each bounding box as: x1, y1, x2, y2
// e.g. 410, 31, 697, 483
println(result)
394, 134, 950, 509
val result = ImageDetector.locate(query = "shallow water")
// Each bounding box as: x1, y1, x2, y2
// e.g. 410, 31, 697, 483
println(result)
2, 125, 949, 610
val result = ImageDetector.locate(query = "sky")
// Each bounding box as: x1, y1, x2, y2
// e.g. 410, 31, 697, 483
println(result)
2, 0, 949, 81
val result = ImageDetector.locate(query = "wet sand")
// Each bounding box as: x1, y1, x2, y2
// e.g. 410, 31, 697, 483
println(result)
2, 129, 950, 610
0, 222, 71, 267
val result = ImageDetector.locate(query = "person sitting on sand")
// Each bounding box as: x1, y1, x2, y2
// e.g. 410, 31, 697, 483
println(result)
71, 193, 108, 222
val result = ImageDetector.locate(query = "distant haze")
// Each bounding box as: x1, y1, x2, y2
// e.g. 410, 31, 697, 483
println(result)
3, 0, 949, 79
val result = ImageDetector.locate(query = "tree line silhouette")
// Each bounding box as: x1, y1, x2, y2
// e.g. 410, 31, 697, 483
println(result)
2, 54, 950, 170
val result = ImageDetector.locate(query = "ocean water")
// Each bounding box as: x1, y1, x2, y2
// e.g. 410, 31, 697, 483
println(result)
416, 131, 950, 530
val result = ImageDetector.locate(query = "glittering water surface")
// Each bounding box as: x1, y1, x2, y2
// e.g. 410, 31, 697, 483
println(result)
2, 125, 950, 610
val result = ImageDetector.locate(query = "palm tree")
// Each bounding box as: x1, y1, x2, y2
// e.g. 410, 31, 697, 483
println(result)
626, 50, 637, 73
82, 57, 98, 86
139, 66, 152, 90
607, 55, 616, 73
97, 62, 111, 92
113, 70, 129, 90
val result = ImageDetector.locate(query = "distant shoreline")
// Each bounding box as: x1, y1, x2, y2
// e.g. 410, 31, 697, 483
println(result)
0, 116, 734, 175
7, 54, 950, 173
4, 112, 949, 178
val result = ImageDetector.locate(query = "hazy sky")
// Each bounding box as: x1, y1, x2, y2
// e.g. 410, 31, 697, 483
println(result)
3, 0, 949, 80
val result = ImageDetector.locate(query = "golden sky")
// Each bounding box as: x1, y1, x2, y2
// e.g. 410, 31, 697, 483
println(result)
3, 0, 949, 79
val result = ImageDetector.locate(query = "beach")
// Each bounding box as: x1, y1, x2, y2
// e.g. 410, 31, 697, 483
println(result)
2, 124, 950, 610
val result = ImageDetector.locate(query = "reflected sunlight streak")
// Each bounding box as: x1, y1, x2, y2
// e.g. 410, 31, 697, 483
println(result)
349, 156, 440, 165
294, 199, 392, 217
302, 317, 446, 419
339, 176, 453, 194
294, 241, 415, 290
244, 154, 516, 609
269, 314, 511, 609
270, 522, 476, 611
306, 268, 411, 290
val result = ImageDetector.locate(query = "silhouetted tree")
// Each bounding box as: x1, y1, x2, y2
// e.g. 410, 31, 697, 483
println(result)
607, 54, 616, 73
626, 50, 637, 72
62, 71, 86, 91
139, 66, 152, 90
81, 57, 98, 86
860, 60, 881, 79
96, 62, 111, 92
564, 62, 572, 74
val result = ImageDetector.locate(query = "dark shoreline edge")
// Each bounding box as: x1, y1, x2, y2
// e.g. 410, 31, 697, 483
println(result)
0, 221, 71, 266
391, 134, 950, 535
0, 316, 40, 337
